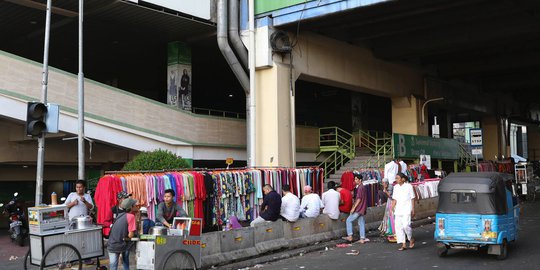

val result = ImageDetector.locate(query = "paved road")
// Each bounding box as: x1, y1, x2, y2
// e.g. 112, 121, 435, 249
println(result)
258, 200, 540, 270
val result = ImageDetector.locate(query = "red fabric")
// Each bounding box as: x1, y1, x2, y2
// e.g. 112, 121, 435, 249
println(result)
339, 188, 353, 213
340, 172, 355, 191
127, 213, 137, 232
94, 175, 122, 236
192, 172, 206, 222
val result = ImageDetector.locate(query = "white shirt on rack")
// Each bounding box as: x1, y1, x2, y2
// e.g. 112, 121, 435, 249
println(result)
384, 161, 399, 185
321, 189, 340, 219
280, 192, 300, 222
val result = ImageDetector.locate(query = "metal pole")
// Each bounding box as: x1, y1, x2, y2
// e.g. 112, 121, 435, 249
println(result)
77, 0, 85, 180
248, 0, 256, 167
36, 0, 52, 206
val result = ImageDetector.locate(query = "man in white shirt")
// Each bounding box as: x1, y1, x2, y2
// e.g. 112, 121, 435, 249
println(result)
391, 173, 416, 251
300, 185, 323, 218
384, 159, 400, 185
321, 181, 340, 220
280, 185, 300, 222
65, 180, 95, 221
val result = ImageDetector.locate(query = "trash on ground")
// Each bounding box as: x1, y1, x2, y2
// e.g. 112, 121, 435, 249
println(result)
336, 243, 352, 248
346, 250, 360, 255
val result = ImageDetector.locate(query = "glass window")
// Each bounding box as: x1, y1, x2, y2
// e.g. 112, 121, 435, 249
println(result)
451, 191, 477, 204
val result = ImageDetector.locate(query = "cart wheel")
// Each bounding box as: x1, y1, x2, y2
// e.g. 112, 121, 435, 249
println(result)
161, 250, 196, 270
40, 243, 82, 270
23, 249, 38, 270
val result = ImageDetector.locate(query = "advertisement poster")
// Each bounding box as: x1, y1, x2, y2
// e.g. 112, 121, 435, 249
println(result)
420, 154, 431, 170
167, 42, 192, 111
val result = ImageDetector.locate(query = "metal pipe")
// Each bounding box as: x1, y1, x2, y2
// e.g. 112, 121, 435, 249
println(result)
229, 0, 248, 71
248, 0, 256, 167
35, 0, 52, 206
78, 0, 85, 180
217, 0, 249, 93
421, 97, 444, 124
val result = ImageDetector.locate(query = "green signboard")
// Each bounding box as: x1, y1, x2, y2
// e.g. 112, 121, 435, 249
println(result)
256, 0, 315, 15
393, 133, 459, 160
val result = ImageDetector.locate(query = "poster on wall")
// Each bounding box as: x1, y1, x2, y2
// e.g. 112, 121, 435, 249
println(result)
351, 94, 363, 132
167, 42, 192, 111
420, 154, 431, 169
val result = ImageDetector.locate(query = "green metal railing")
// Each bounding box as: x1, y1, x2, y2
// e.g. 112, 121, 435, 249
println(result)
317, 127, 356, 178
356, 130, 393, 168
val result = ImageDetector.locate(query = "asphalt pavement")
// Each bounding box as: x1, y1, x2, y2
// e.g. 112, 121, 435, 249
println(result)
244, 200, 540, 270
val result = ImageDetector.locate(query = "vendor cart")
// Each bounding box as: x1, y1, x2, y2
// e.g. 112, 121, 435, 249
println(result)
136, 217, 202, 270
22, 205, 104, 270
515, 163, 536, 201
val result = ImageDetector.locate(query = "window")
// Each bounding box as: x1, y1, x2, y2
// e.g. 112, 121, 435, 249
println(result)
450, 190, 477, 204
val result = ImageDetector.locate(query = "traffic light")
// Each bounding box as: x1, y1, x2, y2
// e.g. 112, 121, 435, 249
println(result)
26, 102, 48, 137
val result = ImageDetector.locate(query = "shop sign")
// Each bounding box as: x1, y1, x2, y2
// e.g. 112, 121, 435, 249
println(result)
182, 239, 201, 246
393, 133, 459, 160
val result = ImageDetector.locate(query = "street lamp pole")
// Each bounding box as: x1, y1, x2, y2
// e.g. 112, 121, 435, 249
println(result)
77, 0, 85, 181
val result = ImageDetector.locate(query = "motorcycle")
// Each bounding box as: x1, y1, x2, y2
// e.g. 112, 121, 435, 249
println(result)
0, 192, 28, 246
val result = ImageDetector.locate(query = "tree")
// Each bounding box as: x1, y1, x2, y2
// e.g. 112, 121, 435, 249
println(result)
122, 149, 189, 171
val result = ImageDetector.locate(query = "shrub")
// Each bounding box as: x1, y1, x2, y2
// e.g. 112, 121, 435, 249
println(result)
122, 149, 189, 171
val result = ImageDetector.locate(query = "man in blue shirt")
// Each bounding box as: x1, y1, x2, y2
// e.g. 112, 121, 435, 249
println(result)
250, 185, 282, 227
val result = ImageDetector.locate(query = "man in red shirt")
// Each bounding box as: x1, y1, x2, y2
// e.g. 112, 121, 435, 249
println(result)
337, 184, 352, 213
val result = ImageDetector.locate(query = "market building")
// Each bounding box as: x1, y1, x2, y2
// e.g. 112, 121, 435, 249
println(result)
1, 0, 539, 201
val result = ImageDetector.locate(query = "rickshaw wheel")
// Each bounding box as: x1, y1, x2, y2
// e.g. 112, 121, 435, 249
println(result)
161, 250, 196, 270
436, 243, 448, 257
496, 239, 508, 260
40, 243, 82, 270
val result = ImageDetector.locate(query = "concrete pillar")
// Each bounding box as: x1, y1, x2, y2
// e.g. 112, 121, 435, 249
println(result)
255, 63, 293, 167
391, 95, 428, 135
482, 116, 500, 160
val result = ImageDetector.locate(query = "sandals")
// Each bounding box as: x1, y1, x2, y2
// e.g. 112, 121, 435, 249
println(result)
409, 239, 415, 249
356, 238, 370, 244
398, 246, 407, 251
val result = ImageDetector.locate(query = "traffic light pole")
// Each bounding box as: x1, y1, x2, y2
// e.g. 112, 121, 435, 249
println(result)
35, 0, 53, 206
77, 0, 85, 181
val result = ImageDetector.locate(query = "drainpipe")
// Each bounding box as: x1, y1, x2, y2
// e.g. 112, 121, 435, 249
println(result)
229, 0, 248, 71
217, 0, 253, 166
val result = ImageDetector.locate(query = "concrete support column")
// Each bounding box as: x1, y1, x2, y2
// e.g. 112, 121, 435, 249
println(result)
255, 63, 293, 167
391, 95, 428, 135
482, 116, 500, 160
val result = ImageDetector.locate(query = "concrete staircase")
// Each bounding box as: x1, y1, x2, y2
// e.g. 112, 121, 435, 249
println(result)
324, 147, 390, 185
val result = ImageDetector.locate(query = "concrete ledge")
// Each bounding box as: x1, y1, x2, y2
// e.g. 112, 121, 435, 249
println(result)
202, 197, 439, 268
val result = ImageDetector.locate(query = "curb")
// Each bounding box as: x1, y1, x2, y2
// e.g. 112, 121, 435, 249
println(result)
210, 215, 435, 270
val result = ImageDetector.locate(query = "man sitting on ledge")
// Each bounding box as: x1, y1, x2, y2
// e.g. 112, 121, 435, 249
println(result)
251, 184, 282, 227
300, 185, 323, 218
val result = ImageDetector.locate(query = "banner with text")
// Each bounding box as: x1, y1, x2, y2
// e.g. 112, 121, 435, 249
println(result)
393, 133, 459, 160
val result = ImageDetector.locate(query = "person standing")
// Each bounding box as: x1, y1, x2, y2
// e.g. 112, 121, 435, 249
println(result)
65, 180, 94, 221
398, 159, 408, 175
251, 185, 282, 226
156, 189, 188, 228
392, 173, 416, 251
343, 173, 370, 244
300, 185, 323, 218
108, 198, 139, 270
337, 184, 352, 213
322, 181, 341, 220
280, 184, 300, 222
103, 191, 132, 237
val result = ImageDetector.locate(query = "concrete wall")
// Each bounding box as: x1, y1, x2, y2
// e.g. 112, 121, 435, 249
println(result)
200, 197, 438, 268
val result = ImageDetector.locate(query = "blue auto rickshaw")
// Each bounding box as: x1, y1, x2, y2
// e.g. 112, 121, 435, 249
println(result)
434, 172, 519, 260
